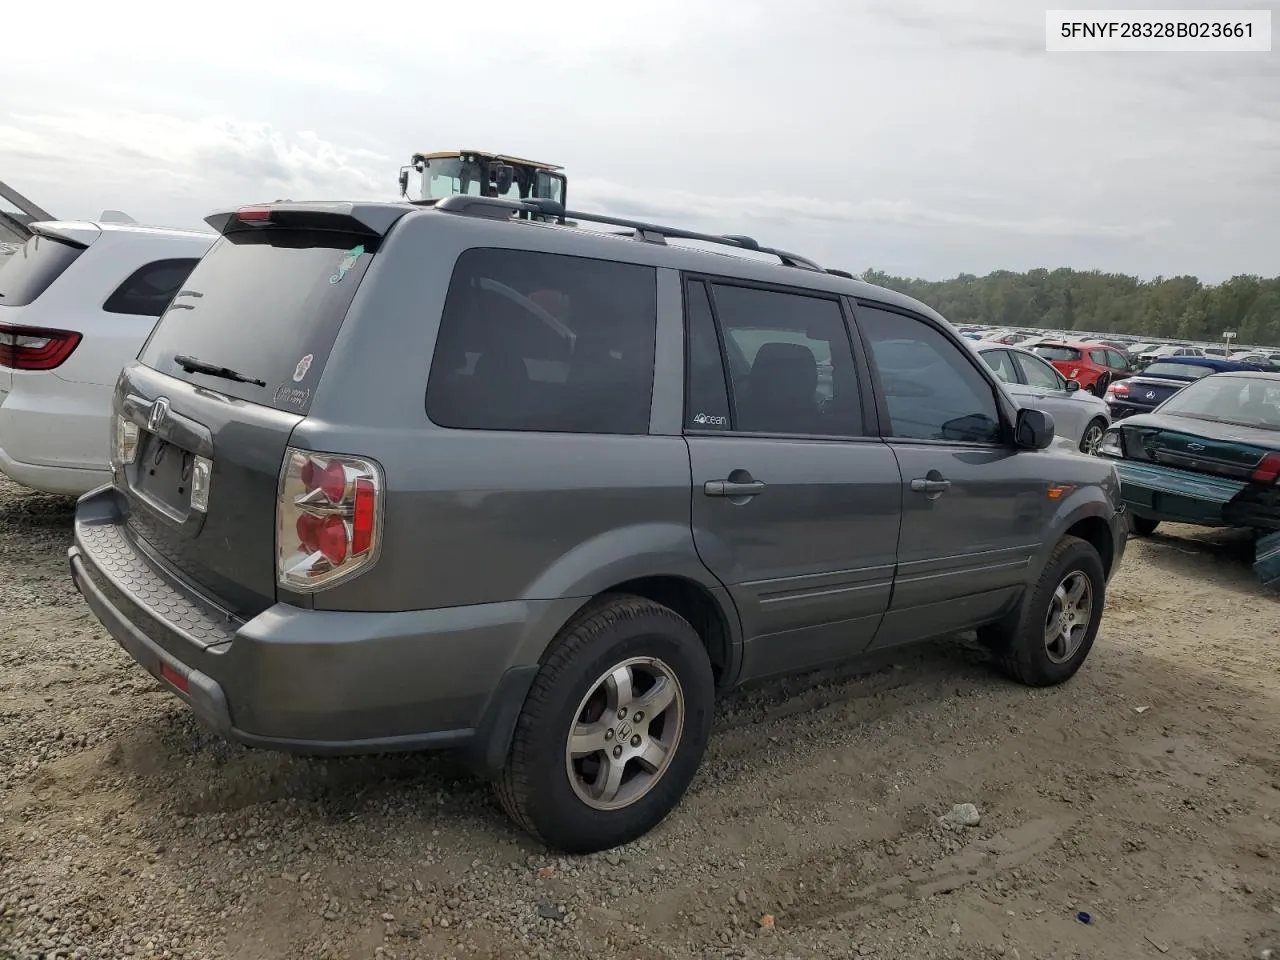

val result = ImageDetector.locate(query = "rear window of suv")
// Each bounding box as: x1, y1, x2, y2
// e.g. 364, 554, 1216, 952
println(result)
0, 234, 85, 307
1032, 344, 1081, 362
138, 229, 377, 413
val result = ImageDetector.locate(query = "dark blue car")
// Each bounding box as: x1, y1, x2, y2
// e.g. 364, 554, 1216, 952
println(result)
1103, 356, 1265, 420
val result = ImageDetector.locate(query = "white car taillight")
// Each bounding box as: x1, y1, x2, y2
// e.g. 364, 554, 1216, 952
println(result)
112, 415, 139, 466
276, 447, 384, 591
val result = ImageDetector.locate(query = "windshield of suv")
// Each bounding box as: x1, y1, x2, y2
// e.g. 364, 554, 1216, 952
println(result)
1158, 375, 1280, 429
137, 228, 378, 413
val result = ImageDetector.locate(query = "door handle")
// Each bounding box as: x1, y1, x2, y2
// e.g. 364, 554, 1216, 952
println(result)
704, 479, 766, 497
909, 477, 951, 495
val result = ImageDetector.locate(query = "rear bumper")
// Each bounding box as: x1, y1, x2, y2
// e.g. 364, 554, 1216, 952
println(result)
69, 486, 578, 776
1105, 402, 1149, 421
1115, 459, 1279, 530
0, 445, 109, 496
0, 373, 112, 494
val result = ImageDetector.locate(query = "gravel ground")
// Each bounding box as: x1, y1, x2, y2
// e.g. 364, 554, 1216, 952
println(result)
1, 473, 1278, 960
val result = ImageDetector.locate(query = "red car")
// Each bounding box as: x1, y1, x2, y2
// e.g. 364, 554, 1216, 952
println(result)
1028, 340, 1133, 395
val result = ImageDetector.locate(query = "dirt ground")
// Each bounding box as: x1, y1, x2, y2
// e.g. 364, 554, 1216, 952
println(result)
1, 474, 1278, 960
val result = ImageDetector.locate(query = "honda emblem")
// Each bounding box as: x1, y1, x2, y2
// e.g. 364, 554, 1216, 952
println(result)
148, 397, 170, 432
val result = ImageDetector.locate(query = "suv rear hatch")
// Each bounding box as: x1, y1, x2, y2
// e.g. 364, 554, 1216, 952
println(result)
115, 203, 407, 620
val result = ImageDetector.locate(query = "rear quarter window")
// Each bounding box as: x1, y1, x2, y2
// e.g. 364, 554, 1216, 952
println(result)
138, 229, 377, 413
0, 235, 85, 307
425, 248, 657, 434
103, 258, 200, 317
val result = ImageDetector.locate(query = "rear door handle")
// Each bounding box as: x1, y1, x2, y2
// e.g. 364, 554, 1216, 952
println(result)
704, 479, 766, 497
910, 477, 951, 495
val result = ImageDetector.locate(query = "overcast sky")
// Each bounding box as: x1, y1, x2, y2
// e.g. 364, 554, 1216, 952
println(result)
3, 0, 1277, 282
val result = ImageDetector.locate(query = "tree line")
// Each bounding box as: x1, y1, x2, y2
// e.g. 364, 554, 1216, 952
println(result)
860, 268, 1280, 348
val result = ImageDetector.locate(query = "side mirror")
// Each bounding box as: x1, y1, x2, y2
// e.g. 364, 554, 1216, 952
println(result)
1015, 408, 1055, 450
1065, 379, 1080, 393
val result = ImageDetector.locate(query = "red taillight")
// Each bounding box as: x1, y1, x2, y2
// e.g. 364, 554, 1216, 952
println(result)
1252, 452, 1280, 484
317, 515, 349, 565
1109, 381, 1129, 396
0, 324, 83, 370
296, 512, 322, 552
320, 461, 347, 501
160, 663, 189, 694
351, 477, 376, 554
236, 207, 272, 222
278, 449, 383, 590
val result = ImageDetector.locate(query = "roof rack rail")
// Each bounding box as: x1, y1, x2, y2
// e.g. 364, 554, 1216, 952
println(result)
432, 194, 825, 272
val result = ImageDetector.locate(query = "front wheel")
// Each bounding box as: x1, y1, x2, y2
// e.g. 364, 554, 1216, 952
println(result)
1079, 418, 1107, 455
495, 595, 715, 853
978, 536, 1106, 687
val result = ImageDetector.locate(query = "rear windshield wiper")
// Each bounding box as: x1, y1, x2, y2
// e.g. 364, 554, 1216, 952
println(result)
173, 354, 266, 388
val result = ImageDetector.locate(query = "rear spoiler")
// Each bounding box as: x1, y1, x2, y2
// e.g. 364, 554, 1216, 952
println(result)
205, 202, 412, 238
1126, 375, 1199, 388
29, 221, 100, 249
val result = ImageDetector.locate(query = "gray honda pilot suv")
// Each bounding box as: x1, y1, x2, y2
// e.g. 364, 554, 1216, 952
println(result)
70, 194, 1127, 853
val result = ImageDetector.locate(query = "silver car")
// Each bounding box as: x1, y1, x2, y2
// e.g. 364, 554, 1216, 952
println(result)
976, 344, 1111, 454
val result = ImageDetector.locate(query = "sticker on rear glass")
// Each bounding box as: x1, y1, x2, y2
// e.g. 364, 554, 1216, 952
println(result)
274, 384, 311, 408
329, 244, 365, 284
292, 354, 314, 382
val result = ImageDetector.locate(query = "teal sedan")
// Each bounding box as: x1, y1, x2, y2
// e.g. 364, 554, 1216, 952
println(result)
1094, 370, 1280, 587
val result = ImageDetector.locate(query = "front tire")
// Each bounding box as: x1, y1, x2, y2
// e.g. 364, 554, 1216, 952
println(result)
495, 595, 715, 853
978, 536, 1106, 687
1079, 418, 1107, 455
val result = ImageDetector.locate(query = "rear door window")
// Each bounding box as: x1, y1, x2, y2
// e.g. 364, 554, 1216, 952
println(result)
709, 283, 864, 437
103, 258, 200, 317
0, 235, 85, 307
138, 230, 377, 413
425, 249, 657, 434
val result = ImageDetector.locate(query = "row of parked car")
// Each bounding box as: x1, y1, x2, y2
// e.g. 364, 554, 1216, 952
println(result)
1, 184, 1276, 855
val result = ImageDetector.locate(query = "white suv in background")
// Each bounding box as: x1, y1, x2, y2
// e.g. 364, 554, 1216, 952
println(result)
0, 220, 213, 495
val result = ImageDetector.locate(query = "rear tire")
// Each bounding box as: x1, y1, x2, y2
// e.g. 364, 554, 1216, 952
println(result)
978, 536, 1106, 687
1130, 515, 1159, 536
495, 595, 714, 854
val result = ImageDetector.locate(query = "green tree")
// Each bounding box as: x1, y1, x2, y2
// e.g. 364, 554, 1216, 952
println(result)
862, 267, 1280, 347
